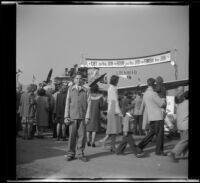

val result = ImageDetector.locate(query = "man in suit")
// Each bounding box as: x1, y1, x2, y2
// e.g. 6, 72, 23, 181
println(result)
136, 78, 167, 156
168, 90, 188, 162
64, 72, 89, 162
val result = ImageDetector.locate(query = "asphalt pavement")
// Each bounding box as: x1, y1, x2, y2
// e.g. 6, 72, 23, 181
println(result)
16, 131, 188, 181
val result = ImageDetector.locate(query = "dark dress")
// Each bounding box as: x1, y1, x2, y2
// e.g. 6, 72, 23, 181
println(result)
86, 94, 103, 132
36, 96, 49, 127
56, 92, 67, 124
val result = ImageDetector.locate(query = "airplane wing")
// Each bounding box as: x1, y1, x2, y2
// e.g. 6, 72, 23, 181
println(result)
99, 79, 188, 93
117, 79, 188, 93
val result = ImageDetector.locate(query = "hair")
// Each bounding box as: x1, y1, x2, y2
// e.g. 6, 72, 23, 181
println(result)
90, 83, 99, 93
61, 85, 68, 93
156, 76, 164, 84
37, 88, 46, 96
147, 78, 155, 87
110, 75, 119, 86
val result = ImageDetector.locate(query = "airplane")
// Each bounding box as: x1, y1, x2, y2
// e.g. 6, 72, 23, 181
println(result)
98, 78, 188, 94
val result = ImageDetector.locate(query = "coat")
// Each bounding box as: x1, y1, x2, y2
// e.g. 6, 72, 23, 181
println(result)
141, 87, 165, 122
36, 96, 49, 127
176, 99, 188, 131
19, 92, 30, 118
106, 84, 122, 134
120, 97, 130, 117
64, 85, 89, 120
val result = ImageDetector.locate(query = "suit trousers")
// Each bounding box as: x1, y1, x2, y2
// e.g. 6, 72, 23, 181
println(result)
67, 119, 86, 158
137, 120, 164, 154
171, 130, 188, 157
134, 115, 143, 135
116, 133, 139, 155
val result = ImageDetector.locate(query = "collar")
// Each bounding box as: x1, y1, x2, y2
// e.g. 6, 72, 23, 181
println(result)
71, 85, 86, 91
90, 94, 103, 100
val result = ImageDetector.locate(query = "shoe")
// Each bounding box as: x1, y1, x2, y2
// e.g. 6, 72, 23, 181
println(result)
168, 152, 179, 162
62, 138, 67, 141
136, 146, 143, 154
155, 152, 167, 156
110, 148, 116, 153
135, 152, 145, 158
56, 138, 60, 141
65, 156, 75, 161
91, 143, 96, 147
87, 142, 91, 146
116, 152, 125, 155
78, 156, 88, 162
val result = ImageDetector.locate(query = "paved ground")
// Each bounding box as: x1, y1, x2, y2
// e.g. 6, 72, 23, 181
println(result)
16, 131, 188, 180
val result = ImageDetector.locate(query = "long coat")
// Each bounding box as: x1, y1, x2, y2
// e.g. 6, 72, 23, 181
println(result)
106, 85, 122, 135
19, 92, 30, 118
36, 96, 49, 127
142, 87, 165, 122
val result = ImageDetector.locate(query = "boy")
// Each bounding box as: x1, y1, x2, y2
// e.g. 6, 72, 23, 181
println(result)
115, 105, 145, 158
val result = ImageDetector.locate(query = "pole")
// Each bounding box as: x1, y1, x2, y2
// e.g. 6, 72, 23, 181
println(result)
174, 49, 178, 80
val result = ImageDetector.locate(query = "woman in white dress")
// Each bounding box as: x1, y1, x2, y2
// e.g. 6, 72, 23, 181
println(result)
104, 75, 123, 152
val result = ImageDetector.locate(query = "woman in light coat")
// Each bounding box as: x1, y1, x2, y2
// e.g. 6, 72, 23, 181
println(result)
106, 75, 123, 152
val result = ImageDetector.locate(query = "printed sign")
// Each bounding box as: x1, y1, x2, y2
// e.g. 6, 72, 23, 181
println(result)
85, 51, 171, 68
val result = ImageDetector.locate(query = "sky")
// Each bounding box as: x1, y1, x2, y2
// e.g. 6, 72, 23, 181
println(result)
17, 4, 189, 88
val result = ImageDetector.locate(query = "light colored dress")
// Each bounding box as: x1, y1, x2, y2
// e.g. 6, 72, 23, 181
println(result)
106, 85, 122, 134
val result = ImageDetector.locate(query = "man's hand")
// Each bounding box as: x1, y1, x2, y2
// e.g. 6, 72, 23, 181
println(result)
64, 117, 71, 125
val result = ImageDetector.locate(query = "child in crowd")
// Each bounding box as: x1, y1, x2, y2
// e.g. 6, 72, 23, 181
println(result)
115, 105, 145, 158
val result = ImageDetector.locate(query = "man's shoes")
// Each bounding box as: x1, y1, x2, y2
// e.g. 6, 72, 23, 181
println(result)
62, 138, 67, 141
87, 142, 91, 146
155, 152, 167, 156
78, 156, 88, 162
168, 152, 179, 162
135, 151, 145, 158
91, 143, 96, 147
116, 152, 125, 155
65, 155, 75, 161
110, 148, 116, 153
56, 138, 60, 141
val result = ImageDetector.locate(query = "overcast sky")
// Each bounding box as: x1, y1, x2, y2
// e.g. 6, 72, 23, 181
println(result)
17, 4, 189, 87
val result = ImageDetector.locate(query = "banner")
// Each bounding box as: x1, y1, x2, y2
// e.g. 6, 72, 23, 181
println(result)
85, 51, 171, 68
119, 75, 132, 79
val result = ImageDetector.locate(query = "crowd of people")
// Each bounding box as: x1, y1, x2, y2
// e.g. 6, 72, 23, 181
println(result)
16, 72, 188, 163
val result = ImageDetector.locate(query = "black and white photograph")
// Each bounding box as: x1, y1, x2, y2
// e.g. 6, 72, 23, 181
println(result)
3, 1, 195, 182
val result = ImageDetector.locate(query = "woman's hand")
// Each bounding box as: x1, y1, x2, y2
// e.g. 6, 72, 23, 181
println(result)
85, 118, 90, 125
